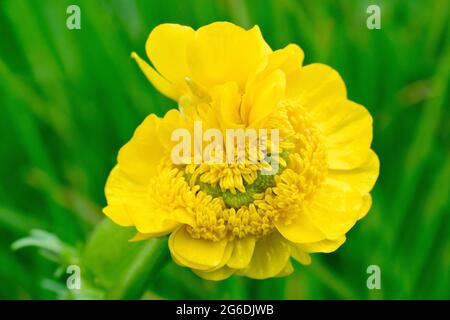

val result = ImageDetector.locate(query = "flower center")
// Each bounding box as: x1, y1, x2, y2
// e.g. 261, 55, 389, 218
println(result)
148, 103, 328, 241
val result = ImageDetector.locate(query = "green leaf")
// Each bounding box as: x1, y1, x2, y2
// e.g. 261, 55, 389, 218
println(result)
11, 229, 79, 265
82, 219, 170, 299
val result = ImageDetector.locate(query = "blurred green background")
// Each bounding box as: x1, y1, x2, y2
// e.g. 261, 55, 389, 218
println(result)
0, 0, 449, 299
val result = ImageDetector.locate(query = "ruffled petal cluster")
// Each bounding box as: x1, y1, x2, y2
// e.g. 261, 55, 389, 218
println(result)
104, 22, 379, 280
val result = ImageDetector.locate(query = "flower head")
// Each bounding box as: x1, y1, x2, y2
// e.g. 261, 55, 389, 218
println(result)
104, 22, 379, 280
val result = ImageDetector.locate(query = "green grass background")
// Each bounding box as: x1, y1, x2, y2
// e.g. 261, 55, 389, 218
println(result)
0, 0, 449, 299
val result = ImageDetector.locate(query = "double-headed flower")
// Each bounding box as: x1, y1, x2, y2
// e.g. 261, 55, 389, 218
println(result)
104, 22, 379, 280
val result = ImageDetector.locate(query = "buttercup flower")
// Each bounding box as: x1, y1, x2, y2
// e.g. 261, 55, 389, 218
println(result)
104, 22, 379, 280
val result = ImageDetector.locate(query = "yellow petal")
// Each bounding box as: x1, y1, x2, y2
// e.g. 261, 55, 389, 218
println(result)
131, 51, 179, 100
193, 266, 235, 281
328, 149, 380, 193
287, 64, 372, 169
103, 165, 137, 226
276, 260, 295, 277
145, 23, 194, 94
241, 68, 286, 125
357, 193, 372, 219
187, 22, 271, 90
129, 232, 158, 242
294, 235, 346, 253
169, 226, 232, 270
117, 114, 166, 184
210, 82, 243, 129
323, 100, 373, 170
285, 63, 346, 103
246, 69, 286, 126
131, 207, 180, 235
104, 167, 178, 234
227, 236, 256, 269
258, 43, 304, 79
306, 183, 367, 239
290, 248, 311, 265
275, 210, 326, 243
170, 208, 196, 226
242, 43, 303, 106
105, 113, 182, 233
239, 232, 291, 279
157, 108, 190, 150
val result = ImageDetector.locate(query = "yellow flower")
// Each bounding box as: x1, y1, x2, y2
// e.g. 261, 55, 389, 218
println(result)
104, 22, 379, 280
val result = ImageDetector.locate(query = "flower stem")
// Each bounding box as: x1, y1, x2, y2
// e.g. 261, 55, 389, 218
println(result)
82, 219, 170, 300
106, 237, 170, 299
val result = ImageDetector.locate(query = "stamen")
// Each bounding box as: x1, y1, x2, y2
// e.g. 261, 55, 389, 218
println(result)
150, 102, 327, 241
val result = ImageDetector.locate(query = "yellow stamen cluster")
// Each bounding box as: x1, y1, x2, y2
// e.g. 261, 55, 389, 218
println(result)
188, 162, 262, 194
147, 102, 327, 241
